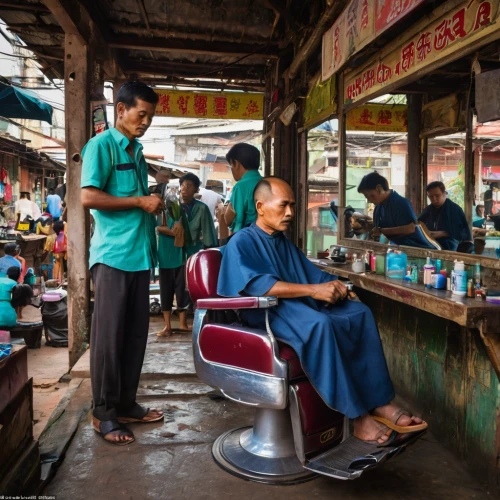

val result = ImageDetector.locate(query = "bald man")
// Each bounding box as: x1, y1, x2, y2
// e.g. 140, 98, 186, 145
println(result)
217, 177, 426, 445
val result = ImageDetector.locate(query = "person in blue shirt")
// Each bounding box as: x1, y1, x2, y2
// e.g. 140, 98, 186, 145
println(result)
46, 188, 62, 221
0, 242, 22, 277
357, 172, 435, 248
418, 181, 472, 251
81, 81, 165, 446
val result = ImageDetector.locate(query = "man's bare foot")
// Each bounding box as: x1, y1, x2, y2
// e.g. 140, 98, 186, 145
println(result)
156, 326, 172, 337
372, 403, 423, 427
353, 414, 392, 444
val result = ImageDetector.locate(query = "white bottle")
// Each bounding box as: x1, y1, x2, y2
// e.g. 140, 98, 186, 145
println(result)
451, 260, 467, 296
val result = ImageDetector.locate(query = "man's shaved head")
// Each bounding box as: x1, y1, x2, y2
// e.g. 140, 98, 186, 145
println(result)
254, 176, 295, 234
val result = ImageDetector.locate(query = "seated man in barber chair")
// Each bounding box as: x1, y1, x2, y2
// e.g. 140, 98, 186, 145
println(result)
218, 177, 427, 445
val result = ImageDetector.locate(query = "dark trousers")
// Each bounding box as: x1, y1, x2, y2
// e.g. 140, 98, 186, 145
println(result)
90, 264, 150, 421
159, 266, 190, 312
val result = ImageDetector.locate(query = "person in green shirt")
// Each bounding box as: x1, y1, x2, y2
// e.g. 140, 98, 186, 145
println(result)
81, 81, 165, 446
157, 173, 217, 337
224, 143, 263, 234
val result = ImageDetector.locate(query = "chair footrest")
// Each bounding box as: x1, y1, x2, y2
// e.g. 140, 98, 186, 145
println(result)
304, 432, 424, 480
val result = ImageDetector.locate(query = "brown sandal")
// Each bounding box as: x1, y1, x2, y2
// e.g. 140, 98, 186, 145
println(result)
371, 408, 428, 434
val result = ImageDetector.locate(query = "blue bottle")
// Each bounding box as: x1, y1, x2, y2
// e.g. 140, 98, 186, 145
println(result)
385, 250, 407, 280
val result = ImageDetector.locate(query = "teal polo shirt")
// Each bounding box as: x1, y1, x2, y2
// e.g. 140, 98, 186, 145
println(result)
230, 169, 263, 233
81, 128, 157, 272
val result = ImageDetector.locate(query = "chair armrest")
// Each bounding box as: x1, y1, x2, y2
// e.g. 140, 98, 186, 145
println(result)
197, 296, 277, 310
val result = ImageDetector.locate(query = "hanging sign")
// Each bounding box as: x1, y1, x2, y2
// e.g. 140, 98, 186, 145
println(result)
155, 90, 264, 120
322, 0, 424, 81
344, 0, 500, 106
375, 0, 426, 32
304, 74, 337, 129
346, 104, 408, 132
322, 1, 375, 81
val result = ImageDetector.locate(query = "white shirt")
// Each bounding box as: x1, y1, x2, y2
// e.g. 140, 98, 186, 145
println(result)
15, 198, 33, 220
199, 188, 222, 218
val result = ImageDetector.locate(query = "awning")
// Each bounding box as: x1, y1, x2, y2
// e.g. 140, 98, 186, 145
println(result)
0, 82, 53, 124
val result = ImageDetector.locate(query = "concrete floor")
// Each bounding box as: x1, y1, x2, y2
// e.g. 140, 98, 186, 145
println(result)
11, 312, 70, 439
45, 316, 492, 500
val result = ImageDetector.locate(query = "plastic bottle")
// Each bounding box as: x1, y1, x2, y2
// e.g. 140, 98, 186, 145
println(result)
385, 250, 407, 280
410, 265, 418, 283
451, 260, 467, 296
474, 262, 481, 286
0, 330, 12, 360
423, 257, 435, 288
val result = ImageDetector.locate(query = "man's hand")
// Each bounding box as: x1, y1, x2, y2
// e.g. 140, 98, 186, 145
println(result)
371, 227, 382, 237
138, 195, 165, 215
311, 281, 348, 304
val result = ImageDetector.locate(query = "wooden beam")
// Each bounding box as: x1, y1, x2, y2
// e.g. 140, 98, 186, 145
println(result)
124, 63, 265, 81
0, 1, 49, 12
109, 23, 277, 47
43, 0, 93, 46
464, 104, 474, 228
407, 94, 423, 214
108, 36, 278, 60
338, 72, 347, 212
136, 0, 150, 31
64, 33, 91, 369
7, 23, 65, 35
287, 0, 346, 79
136, 77, 265, 92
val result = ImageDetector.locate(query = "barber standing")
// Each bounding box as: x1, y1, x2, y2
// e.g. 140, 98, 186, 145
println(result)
81, 81, 164, 446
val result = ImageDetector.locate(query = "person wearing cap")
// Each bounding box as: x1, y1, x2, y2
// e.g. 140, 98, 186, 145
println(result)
418, 181, 472, 251
0, 242, 22, 277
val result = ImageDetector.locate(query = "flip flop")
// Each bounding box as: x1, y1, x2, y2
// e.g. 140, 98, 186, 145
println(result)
371, 408, 428, 434
117, 406, 164, 424
360, 427, 426, 448
92, 417, 135, 446
156, 329, 173, 337
172, 328, 192, 334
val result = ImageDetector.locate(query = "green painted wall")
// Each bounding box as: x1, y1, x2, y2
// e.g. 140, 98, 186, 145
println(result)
357, 289, 500, 491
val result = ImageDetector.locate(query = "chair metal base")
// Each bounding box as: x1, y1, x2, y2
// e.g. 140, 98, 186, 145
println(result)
212, 427, 316, 485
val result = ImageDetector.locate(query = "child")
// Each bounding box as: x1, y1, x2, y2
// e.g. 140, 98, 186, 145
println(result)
52, 220, 67, 283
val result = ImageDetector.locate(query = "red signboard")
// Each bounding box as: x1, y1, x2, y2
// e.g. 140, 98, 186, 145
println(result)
375, 0, 426, 32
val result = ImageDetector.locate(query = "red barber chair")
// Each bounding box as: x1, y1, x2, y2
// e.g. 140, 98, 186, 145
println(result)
187, 249, 418, 485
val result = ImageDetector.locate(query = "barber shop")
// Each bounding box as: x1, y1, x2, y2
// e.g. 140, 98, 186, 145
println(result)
1, 0, 500, 498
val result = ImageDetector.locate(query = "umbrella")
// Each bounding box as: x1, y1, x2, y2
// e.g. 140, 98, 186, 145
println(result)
0, 81, 53, 124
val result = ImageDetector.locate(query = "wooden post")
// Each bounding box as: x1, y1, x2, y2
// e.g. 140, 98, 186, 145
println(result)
298, 130, 308, 252
338, 73, 346, 211
464, 105, 474, 227
407, 94, 423, 214
65, 34, 91, 368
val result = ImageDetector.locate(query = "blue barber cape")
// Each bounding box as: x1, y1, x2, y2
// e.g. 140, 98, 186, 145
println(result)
217, 224, 394, 418
418, 198, 472, 251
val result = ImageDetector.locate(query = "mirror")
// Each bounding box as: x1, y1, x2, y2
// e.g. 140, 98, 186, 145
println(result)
338, 102, 500, 260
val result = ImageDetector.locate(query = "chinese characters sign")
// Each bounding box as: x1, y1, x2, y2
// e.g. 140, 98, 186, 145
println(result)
322, 0, 424, 81
346, 104, 408, 132
322, 0, 375, 81
344, 0, 500, 105
375, 0, 425, 32
155, 90, 264, 120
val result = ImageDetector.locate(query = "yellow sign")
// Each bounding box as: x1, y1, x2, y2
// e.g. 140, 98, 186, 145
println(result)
344, 0, 500, 105
346, 104, 408, 132
155, 90, 264, 120
304, 74, 337, 129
